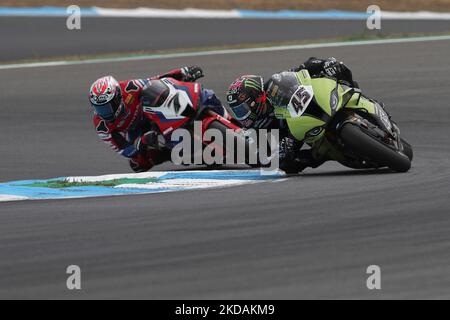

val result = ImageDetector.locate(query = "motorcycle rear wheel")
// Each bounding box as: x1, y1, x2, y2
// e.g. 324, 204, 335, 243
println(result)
207, 120, 254, 165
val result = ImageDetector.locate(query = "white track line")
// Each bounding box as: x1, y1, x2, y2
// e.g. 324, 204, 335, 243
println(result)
0, 195, 28, 201
1, 35, 450, 71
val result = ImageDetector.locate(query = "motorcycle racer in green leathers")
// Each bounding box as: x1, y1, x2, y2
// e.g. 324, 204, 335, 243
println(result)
225, 57, 405, 173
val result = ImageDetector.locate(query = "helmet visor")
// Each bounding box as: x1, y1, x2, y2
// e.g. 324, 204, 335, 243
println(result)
92, 89, 122, 122
228, 102, 252, 121
93, 103, 115, 122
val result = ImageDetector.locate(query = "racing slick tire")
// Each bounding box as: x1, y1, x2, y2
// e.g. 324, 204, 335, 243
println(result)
339, 123, 412, 173
208, 120, 256, 166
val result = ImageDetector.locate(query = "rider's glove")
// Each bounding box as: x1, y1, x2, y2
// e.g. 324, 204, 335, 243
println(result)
181, 66, 204, 82
323, 57, 343, 77
135, 131, 160, 154
323, 57, 356, 87
278, 137, 299, 173
278, 137, 296, 163
278, 138, 323, 174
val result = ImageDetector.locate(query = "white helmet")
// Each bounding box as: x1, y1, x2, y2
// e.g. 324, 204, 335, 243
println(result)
89, 76, 123, 122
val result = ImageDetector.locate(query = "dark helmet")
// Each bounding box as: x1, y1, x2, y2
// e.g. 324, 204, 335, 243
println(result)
225, 75, 268, 127
89, 76, 123, 122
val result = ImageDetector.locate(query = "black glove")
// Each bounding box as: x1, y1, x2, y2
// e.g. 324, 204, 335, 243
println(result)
181, 66, 204, 82
322, 57, 343, 77
295, 57, 324, 75
278, 137, 302, 174
279, 138, 325, 173
134, 131, 160, 154
323, 57, 355, 86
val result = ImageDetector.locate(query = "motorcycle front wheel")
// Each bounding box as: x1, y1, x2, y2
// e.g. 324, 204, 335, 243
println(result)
339, 123, 412, 173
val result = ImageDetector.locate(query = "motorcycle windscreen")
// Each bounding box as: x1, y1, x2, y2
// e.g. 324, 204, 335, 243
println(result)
266, 72, 301, 108
141, 80, 170, 108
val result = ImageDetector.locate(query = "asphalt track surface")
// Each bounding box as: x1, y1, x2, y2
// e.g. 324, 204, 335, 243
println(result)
1, 17, 450, 62
0, 38, 450, 299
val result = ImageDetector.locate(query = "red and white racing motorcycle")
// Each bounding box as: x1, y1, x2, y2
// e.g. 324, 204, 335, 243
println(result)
141, 77, 252, 165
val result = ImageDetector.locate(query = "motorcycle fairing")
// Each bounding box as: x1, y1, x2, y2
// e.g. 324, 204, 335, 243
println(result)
280, 70, 385, 144
143, 78, 201, 136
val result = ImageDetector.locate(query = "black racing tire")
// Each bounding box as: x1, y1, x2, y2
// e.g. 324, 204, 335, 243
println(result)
207, 120, 255, 165
401, 138, 414, 161
340, 123, 411, 173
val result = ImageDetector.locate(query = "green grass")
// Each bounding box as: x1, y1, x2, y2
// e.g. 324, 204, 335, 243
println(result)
25, 178, 159, 188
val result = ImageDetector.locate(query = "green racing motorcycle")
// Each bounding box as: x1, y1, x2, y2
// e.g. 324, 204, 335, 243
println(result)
266, 70, 413, 173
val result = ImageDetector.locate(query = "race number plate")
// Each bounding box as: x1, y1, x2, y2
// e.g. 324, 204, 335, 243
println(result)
288, 85, 314, 118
